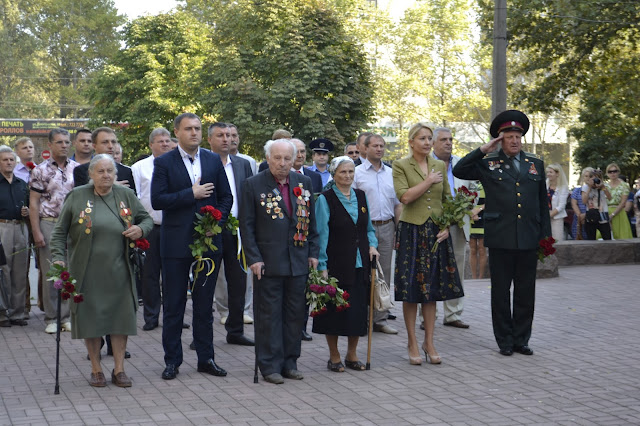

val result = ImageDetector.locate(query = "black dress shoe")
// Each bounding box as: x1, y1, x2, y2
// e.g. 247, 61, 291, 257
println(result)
226, 334, 255, 346
499, 348, 514, 356
388, 314, 397, 320
301, 331, 313, 341
182, 322, 190, 329
10, 319, 28, 326
162, 364, 179, 380
106, 347, 131, 359
142, 322, 158, 331
514, 345, 534, 355
197, 359, 227, 377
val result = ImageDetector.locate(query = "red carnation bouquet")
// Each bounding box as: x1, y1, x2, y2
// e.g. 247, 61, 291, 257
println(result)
47, 263, 84, 303
189, 205, 224, 258
26, 161, 36, 171
537, 236, 556, 262
306, 268, 350, 317
430, 185, 477, 252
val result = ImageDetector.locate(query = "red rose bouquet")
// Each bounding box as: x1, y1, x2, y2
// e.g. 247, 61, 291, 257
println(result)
537, 236, 556, 262
46, 263, 83, 303
430, 185, 477, 252
26, 161, 36, 170
306, 268, 350, 317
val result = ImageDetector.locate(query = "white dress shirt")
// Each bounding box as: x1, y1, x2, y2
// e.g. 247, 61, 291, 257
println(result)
178, 145, 201, 185
222, 156, 239, 217
131, 155, 163, 225
352, 159, 399, 221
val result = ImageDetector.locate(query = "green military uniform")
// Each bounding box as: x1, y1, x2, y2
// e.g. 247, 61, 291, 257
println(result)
453, 111, 551, 354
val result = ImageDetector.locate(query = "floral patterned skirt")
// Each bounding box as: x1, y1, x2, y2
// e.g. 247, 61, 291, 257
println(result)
394, 219, 464, 303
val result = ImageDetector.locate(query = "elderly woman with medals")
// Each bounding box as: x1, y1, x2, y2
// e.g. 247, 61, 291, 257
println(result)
50, 154, 153, 388
313, 156, 379, 372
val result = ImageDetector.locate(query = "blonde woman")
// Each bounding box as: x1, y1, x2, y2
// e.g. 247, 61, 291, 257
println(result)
605, 163, 633, 239
545, 164, 569, 241
392, 123, 463, 366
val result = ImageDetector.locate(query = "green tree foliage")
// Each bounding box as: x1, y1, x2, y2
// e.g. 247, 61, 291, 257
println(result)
89, 12, 211, 163
0, 0, 123, 118
194, 0, 374, 156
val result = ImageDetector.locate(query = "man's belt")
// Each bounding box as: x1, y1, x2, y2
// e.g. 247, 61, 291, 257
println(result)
371, 219, 393, 226
40, 217, 58, 222
0, 219, 23, 224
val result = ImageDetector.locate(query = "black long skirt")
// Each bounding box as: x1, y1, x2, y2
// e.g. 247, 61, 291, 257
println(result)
312, 268, 367, 337
394, 219, 464, 304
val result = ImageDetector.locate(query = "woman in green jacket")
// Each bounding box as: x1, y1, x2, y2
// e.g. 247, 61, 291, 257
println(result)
393, 123, 463, 366
51, 154, 153, 388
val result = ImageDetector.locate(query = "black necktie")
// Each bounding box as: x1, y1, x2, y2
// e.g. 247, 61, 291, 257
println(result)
188, 156, 194, 164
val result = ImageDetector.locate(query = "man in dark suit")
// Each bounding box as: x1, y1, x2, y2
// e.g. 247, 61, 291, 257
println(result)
151, 113, 233, 380
73, 127, 136, 194
453, 110, 551, 357
206, 122, 254, 346
240, 139, 319, 384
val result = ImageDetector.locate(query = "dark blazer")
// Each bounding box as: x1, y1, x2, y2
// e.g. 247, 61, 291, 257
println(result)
228, 154, 254, 198
73, 162, 136, 195
258, 161, 322, 194
151, 148, 233, 259
453, 148, 551, 250
240, 170, 319, 277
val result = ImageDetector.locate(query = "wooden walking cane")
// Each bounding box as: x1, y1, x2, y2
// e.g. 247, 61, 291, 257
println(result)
366, 255, 377, 371
54, 288, 61, 394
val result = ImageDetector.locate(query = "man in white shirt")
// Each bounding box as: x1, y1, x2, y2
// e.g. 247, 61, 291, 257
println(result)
131, 128, 174, 331
208, 122, 254, 346
352, 133, 400, 334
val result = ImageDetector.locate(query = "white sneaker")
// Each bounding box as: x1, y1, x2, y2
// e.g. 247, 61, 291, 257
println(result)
62, 322, 72, 332
243, 315, 254, 324
220, 316, 228, 325
45, 323, 57, 334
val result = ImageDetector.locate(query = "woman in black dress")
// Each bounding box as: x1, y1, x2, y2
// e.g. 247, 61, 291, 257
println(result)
313, 156, 379, 372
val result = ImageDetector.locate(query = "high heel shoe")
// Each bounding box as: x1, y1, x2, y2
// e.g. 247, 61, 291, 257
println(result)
407, 346, 423, 365
422, 345, 441, 364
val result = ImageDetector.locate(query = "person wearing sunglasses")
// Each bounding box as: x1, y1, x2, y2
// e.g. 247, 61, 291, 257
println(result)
605, 163, 633, 239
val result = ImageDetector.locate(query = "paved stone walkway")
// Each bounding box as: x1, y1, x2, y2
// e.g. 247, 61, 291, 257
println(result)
1, 263, 639, 425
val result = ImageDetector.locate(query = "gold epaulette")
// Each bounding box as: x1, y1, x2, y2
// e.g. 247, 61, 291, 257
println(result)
523, 151, 541, 160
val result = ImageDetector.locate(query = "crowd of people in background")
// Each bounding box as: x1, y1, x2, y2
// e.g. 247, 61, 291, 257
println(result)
2, 110, 640, 388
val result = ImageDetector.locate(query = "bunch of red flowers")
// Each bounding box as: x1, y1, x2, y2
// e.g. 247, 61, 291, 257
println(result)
189, 206, 224, 258
47, 264, 84, 303
537, 236, 556, 262
26, 161, 36, 170
306, 268, 350, 317
135, 238, 150, 251
430, 185, 478, 252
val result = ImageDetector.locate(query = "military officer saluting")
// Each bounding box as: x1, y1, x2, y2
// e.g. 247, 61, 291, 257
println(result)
453, 110, 551, 357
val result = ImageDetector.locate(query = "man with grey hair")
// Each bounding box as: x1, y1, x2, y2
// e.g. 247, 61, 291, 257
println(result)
240, 139, 319, 384
430, 127, 470, 329
132, 127, 174, 331
0, 146, 30, 327
344, 142, 359, 161
29, 128, 79, 333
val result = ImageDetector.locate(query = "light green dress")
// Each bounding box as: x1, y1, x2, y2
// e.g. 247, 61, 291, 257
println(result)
606, 181, 633, 239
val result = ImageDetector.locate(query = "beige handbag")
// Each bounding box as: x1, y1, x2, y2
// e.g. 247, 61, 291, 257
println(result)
373, 260, 394, 311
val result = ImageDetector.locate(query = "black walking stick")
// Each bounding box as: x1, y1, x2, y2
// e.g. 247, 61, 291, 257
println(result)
253, 265, 265, 383
366, 255, 377, 371
54, 288, 61, 394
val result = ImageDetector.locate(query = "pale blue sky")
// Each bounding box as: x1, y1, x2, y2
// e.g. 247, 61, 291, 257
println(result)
112, 0, 179, 19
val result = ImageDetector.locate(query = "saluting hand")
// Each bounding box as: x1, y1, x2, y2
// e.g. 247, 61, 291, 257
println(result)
481, 133, 503, 154
192, 178, 214, 199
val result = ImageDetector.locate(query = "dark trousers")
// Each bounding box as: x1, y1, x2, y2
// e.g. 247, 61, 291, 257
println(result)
488, 248, 537, 350
585, 221, 612, 240
221, 229, 247, 337
254, 274, 306, 376
142, 225, 162, 325
161, 254, 222, 367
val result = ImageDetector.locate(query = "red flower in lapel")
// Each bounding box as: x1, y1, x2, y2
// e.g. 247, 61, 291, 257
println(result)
293, 187, 302, 197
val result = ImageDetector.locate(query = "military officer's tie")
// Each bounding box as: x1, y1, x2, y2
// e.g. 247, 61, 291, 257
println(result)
511, 155, 520, 172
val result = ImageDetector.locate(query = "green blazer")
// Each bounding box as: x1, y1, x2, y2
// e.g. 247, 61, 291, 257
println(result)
392, 155, 449, 225
50, 184, 153, 313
